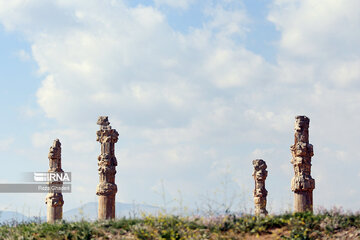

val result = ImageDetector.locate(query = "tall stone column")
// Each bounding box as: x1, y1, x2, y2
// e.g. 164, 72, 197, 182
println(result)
45, 139, 64, 223
290, 116, 315, 212
96, 116, 119, 220
252, 159, 268, 216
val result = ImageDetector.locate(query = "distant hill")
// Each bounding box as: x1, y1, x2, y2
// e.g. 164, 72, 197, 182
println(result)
0, 202, 159, 223
0, 211, 31, 223
63, 202, 160, 221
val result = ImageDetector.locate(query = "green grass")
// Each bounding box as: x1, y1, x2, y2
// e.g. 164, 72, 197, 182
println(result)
0, 211, 359, 239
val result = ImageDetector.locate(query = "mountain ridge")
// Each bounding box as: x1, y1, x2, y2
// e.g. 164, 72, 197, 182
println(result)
0, 202, 159, 223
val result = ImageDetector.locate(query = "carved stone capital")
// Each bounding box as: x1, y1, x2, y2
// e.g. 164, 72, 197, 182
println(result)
48, 139, 63, 172
254, 188, 268, 198
96, 129, 119, 143
97, 116, 110, 126
49, 139, 61, 159
98, 154, 118, 166
291, 142, 314, 157
98, 165, 117, 175
46, 193, 64, 207
96, 182, 117, 196
291, 175, 315, 192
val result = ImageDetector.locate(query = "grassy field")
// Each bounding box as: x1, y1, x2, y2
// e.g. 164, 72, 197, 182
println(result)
0, 211, 359, 239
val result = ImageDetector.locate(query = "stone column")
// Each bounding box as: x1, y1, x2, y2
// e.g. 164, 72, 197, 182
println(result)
252, 159, 268, 216
96, 116, 119, 220
290, 116, 315, 212
45, 139, 64, 223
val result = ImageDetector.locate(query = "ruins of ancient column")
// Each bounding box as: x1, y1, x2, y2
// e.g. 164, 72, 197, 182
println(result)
252, 159, 268, 216
45, 139, 64, 223
290, 116, 315, 212
96, 116, 119, 220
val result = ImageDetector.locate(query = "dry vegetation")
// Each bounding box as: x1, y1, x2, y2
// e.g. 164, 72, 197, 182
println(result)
0, 210, 360, 239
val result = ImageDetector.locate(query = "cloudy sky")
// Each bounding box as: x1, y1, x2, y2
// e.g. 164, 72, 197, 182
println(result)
0, 0, 359, 216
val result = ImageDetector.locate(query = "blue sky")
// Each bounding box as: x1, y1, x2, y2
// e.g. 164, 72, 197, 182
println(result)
0, 0, 359, 216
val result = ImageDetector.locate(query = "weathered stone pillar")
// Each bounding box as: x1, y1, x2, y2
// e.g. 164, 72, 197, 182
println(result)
252, 159, 268, 216
45, 139, 64, 223
96, 116, 119, 220
291, 116, 315, 212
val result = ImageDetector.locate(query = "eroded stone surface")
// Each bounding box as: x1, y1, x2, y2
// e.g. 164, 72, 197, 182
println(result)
291, 116, 315, 212
97, 116, 110, 127
45, 139, 64, 223
96, 116, 119, 220
253, 159, 268, 216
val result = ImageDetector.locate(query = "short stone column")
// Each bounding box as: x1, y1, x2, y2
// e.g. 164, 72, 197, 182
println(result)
252, 159, 268, 216
96, 116, 119, 220
290, 116, 315, 212
45, 139, 64, 223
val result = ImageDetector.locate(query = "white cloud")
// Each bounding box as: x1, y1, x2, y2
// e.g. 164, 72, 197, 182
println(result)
204, 47, 272, 88
154, 0, 194, 9
269, 0, 360, 59
330, 59, 360, 87
244, 109, 294, 133
204, 2, 249, 39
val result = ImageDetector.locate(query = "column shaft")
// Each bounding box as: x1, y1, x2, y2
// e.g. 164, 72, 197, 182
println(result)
96, 116, 119, 220
290, 116, 315, 212
253, 159, 268, 216
45, 139, 64, 223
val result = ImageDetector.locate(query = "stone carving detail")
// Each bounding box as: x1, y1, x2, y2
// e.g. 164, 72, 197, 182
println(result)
252, 159, 268, 216
45, 139, 64, 223
290, 116, 315, 212
96, 116, 119, 219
